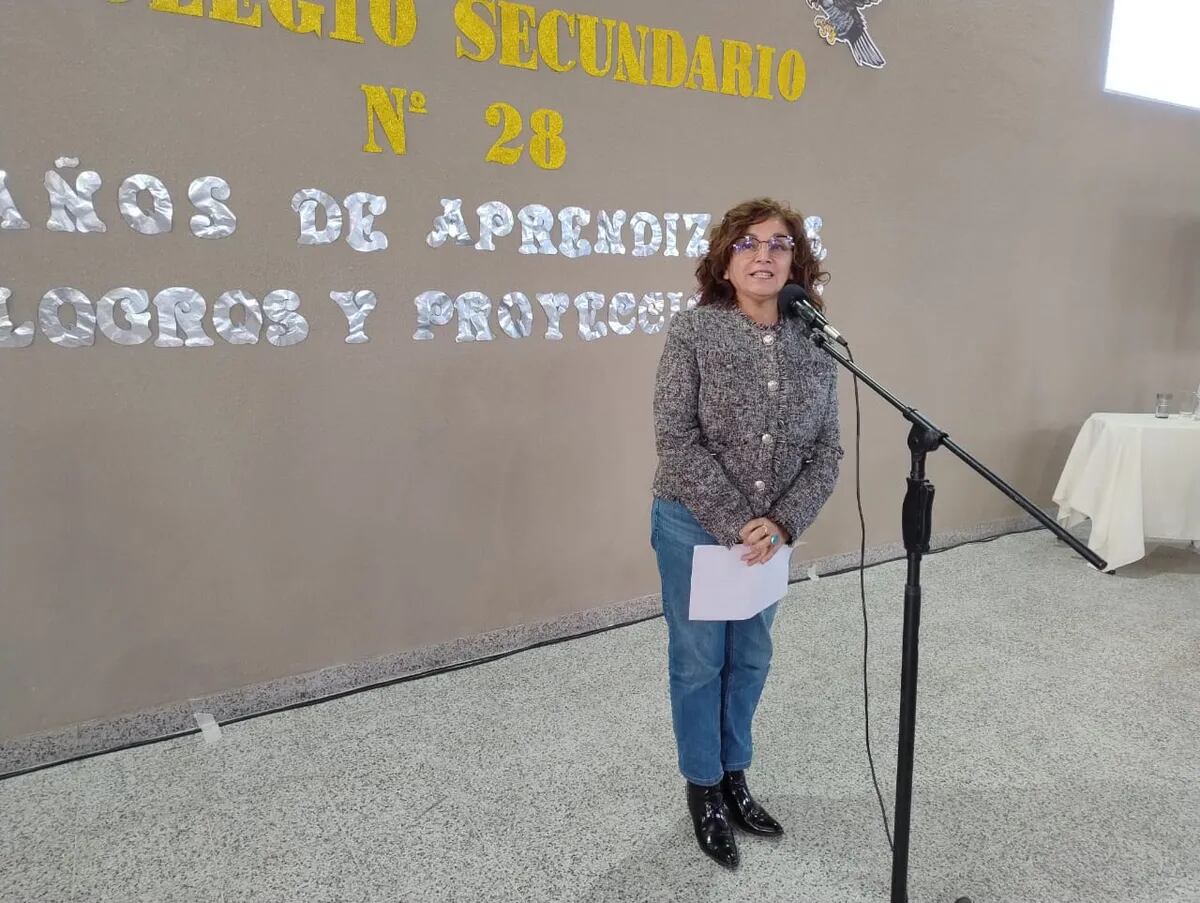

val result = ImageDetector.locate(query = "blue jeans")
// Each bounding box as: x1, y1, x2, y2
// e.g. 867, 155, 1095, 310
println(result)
650, 497, 778, 787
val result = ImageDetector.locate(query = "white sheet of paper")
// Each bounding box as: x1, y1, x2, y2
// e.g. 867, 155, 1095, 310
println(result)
689, 544, 795, 621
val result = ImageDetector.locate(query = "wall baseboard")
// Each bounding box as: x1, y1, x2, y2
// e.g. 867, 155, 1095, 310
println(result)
0, 512, 1049, 779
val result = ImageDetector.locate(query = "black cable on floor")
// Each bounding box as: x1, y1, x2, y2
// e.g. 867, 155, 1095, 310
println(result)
3, 522, 1045, 783
0, 612, 663, 781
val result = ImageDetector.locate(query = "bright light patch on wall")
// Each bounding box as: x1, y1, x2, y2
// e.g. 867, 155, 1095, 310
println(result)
1105, 0, 1200, 111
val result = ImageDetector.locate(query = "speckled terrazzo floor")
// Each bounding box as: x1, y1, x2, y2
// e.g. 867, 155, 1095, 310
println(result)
3, 532, 1198, 903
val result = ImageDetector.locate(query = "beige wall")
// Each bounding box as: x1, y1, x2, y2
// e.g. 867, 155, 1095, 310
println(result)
1, 0, 1197, 740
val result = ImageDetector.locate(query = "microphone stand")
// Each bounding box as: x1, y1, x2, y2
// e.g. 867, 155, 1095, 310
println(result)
798, 321, 1107, 903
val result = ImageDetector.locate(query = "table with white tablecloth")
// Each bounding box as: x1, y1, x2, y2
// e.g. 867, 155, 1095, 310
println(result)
1052, 413, 1200, 571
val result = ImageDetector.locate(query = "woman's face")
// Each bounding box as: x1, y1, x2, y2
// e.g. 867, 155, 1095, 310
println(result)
723, 217, 795, 306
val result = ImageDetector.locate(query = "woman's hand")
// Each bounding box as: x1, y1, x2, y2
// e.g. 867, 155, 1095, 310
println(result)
739, 517, 789, 566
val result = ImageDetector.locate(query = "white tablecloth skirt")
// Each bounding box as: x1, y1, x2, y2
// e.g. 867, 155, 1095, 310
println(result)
1052, 413, 1200, 570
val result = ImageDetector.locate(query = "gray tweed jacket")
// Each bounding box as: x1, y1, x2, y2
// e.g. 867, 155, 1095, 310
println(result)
652, 305, 843, 547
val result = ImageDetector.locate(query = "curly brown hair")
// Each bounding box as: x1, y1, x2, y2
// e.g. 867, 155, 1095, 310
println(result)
695, 197, 829, 312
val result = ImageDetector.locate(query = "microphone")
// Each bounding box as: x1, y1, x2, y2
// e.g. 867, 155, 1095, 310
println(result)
778, 283, 848, 346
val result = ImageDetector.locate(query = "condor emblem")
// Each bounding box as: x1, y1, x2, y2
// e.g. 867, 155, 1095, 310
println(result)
807, 1, 887, 69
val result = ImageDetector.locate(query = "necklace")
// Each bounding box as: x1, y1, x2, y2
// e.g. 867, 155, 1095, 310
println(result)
733, 306, 782, 330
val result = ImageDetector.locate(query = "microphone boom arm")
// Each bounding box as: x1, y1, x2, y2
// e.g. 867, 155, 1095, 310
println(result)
796, 319, 1105, 903
807, 329, 1102, 565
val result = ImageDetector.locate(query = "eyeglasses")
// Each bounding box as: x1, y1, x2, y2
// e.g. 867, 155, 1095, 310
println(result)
731, 235, 795, 256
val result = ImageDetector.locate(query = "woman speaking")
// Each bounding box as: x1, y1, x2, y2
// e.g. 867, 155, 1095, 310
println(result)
650, 197, 843, 869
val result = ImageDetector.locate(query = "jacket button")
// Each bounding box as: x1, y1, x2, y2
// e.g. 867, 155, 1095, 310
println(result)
762, 334, 775, 346
767, 380, 779, 391
754, 480, 766, 491
762, 433, 773, 445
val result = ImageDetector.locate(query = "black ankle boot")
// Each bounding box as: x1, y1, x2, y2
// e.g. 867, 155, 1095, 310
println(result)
721, 770, 784, 837
685, 781, 739, 869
